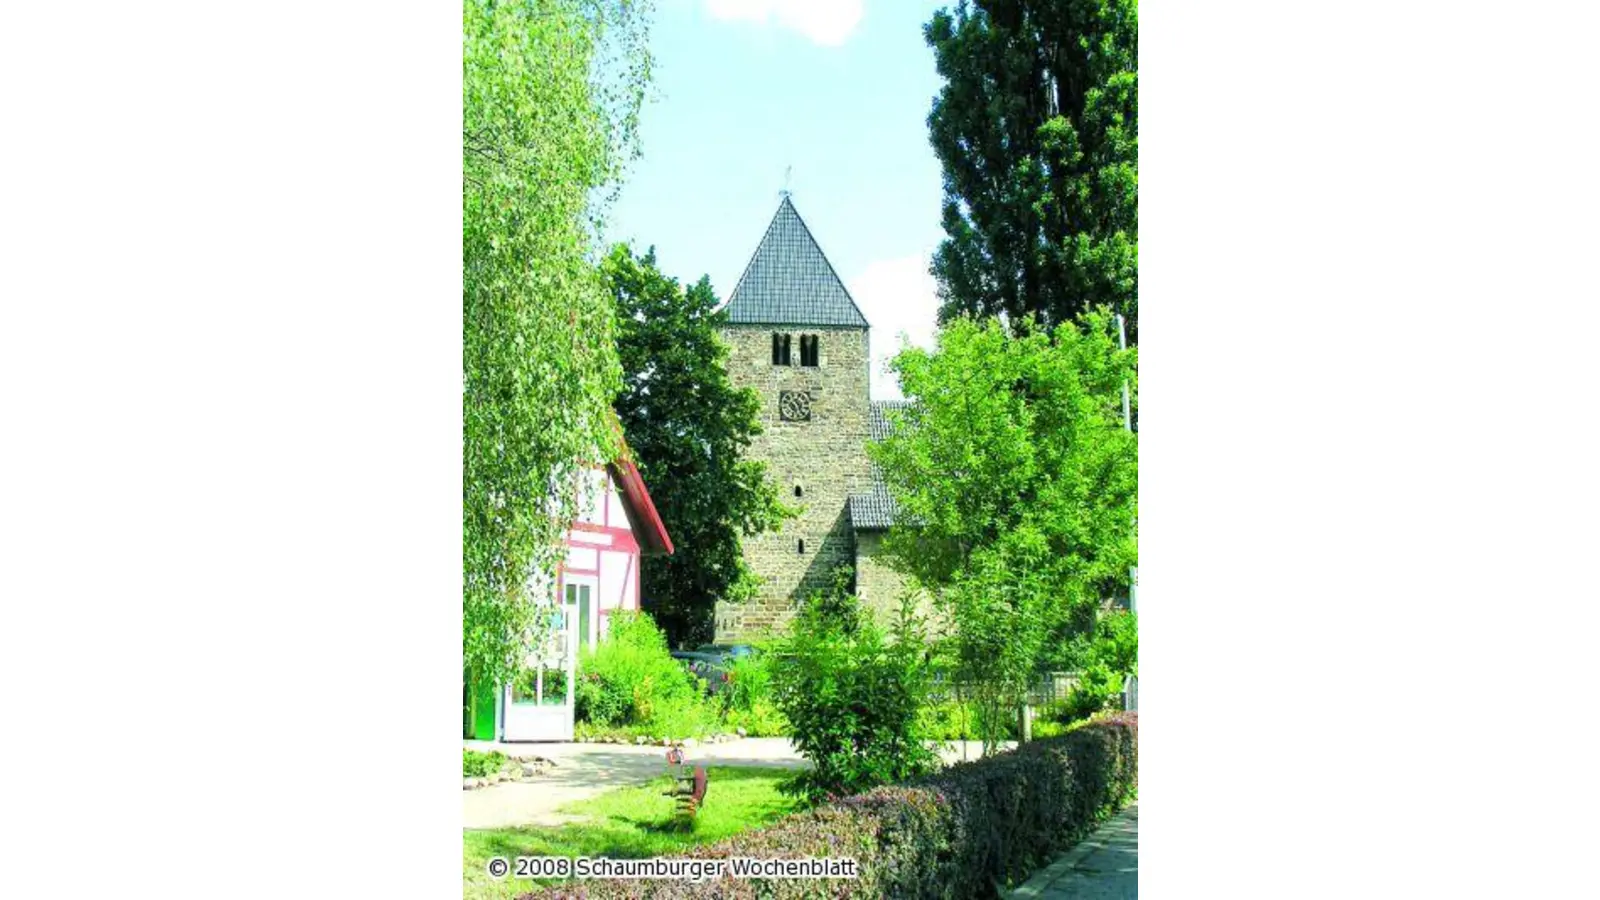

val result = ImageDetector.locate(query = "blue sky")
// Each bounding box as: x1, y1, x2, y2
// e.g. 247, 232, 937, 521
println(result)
604, 0, 949, 399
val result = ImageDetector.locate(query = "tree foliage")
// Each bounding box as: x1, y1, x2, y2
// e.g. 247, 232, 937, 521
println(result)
871, 312, 1137, 751
926, 0, 1138, 339
463, 0, 652, 691
1047, 605, 1137, 675
606, 246, 792, 647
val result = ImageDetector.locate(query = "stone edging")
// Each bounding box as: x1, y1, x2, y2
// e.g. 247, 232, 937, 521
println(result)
463, 730, 756, 790
581, 728, 749, 746
463, 755, 552, 790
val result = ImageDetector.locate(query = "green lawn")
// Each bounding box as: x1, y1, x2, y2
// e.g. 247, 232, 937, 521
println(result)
464, 766, 799, 900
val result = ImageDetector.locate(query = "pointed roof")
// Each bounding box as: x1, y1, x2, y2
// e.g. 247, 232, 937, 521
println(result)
723, 196, 870, 328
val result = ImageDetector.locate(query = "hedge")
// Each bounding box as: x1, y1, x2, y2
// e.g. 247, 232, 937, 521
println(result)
518, 712, 1137, 900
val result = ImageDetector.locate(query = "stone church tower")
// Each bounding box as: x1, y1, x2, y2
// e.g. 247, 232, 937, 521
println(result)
713, 196, 879, 640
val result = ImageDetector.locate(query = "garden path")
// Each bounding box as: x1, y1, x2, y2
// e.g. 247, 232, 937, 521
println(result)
463, 738, 1012, 829
1006, 803, 1138, 900
463, 738, 805, 829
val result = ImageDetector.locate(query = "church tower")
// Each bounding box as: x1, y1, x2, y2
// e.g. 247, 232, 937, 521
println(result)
714, 196, 873, 640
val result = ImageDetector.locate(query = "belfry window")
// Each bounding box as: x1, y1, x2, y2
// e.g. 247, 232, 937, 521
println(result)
771, 333, 792, 366
799, 334, 819, 367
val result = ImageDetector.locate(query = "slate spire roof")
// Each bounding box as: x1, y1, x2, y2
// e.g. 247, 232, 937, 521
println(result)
723, 196, 870, 328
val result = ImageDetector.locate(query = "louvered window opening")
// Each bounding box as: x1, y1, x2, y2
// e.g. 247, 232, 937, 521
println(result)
771, 333, 791, 366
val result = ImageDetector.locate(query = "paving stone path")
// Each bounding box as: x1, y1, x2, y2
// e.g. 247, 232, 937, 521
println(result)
1007, 804, 1138, 900
462, 738, 1010, 829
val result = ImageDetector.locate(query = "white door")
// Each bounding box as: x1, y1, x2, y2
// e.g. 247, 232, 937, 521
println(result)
501, 575, 593, 741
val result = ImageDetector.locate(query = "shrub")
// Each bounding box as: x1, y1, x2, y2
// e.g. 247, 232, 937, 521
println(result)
575, 670, 627, 726
1059, 664, 1125, 722
719, 653, 770, 714
770, 577, 938, 804
576, 611, 715, 737
715, 651, 788, 737
721, 702, 787, 738
1048, 609, 1137, 725
520, 714, 1138, 899
1031, 717, 1067, 739
462, 749, 505, 778
917, 697, 1018, 742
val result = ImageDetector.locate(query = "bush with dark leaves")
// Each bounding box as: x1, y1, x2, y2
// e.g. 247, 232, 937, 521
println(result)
516, 713, 1137, 900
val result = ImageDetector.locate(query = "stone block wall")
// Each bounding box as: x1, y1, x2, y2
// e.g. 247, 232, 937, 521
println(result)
855, 530, 942, 635
714, 324, 872, 641
854, 530, 911, 622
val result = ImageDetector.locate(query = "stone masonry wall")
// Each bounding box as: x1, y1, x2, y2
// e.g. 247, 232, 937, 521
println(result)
714, 325, 872, 641
853, 530, 912, 623
855, 530, 942, 636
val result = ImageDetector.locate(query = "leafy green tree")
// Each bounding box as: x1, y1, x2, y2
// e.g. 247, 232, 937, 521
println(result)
925, 0, 1138, 339
463, 0, 652, 700
605, 245, 792, 646
1047, 606, 1137, 676
871, 312, 1137, 751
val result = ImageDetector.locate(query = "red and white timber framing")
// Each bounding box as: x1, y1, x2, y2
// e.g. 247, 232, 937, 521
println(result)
552, 455, 673, 646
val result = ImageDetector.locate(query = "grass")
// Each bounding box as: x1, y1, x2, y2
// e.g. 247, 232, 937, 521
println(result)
463, 766, 799, 900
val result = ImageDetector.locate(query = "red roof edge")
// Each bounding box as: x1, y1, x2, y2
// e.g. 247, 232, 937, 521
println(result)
609, 456, 674, 556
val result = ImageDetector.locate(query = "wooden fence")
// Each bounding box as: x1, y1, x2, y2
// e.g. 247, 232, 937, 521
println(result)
926, 670, 1082, 706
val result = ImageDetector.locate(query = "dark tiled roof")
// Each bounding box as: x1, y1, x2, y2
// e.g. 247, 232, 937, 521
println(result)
851, 401, 913, 530
723, 196, 870, 328
848, 483, 898, 531
869, 400, 911, 442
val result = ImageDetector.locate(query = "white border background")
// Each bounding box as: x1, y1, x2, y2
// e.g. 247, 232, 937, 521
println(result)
2, 2, 1599, 897
1144, 2, 1600, 896
1, 2, 461, 897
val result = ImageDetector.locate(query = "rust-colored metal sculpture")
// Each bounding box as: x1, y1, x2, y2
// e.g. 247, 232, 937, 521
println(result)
662, 744, 709, 824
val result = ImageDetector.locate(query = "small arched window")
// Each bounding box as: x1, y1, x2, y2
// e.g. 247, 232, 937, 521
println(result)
797, 539, 806, 555
794, 485, 803, 498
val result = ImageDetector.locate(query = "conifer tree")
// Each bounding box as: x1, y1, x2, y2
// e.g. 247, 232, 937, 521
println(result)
926, 0, 1138, 339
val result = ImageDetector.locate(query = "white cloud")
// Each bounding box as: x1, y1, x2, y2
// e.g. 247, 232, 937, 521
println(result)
847, 254, 940, 401
704, 0, 864, 47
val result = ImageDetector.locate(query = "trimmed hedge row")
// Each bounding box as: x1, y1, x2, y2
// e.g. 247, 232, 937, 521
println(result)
519, 712, 1137, 900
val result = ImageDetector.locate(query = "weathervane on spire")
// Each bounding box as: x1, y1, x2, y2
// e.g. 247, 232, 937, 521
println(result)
780, 165, 792, 200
